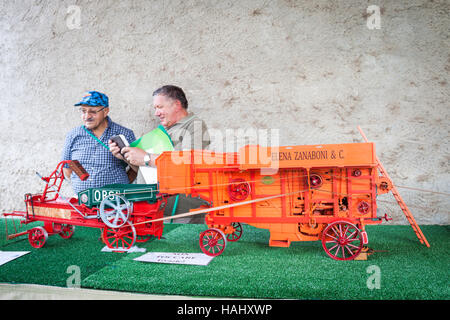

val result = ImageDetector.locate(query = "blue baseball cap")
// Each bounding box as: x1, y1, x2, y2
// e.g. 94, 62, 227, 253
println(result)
74, 91, 109, 107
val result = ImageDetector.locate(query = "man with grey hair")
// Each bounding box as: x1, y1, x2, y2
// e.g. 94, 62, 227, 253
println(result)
108, 85, 211, 223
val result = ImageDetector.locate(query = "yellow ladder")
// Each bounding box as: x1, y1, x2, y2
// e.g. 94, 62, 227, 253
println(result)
357, 126, 430, 247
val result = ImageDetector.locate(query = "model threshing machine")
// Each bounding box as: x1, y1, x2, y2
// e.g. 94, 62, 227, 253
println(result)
155, 142, 398, 260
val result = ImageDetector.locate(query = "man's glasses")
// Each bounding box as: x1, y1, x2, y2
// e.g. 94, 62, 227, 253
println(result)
78, 107, 107, 116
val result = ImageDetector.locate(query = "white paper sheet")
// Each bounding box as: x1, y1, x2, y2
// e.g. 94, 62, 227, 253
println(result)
0, 251, 30, 266
134, 252, 214, 266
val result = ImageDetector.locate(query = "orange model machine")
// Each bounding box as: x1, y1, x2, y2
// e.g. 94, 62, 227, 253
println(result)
156, 142, 394, 261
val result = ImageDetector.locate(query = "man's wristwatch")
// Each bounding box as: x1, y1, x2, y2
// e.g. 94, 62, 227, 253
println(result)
144, 153, 151, 167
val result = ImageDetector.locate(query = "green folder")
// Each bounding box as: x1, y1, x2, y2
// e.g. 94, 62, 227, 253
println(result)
130, 125, 174, 153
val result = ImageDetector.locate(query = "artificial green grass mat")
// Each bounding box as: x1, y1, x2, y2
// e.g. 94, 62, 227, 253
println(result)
1, 221, 449, 299
0, 221, 180, 287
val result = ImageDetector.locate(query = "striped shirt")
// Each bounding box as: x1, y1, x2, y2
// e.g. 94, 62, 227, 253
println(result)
61, 116, 136, 195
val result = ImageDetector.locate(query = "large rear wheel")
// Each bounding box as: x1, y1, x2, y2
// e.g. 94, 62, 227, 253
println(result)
102, 222, 136, 251
321, 221, 363, 261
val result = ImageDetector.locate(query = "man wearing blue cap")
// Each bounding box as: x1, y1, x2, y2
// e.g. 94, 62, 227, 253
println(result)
61, 91, 136, 194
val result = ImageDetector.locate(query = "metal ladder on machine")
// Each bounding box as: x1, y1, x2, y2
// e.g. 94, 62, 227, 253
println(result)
357, 126, 430, 247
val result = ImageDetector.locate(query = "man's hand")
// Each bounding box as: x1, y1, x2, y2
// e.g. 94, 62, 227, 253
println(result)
121, 147, 147, 167
108, 140, 125, 160
63, 168, 73, 180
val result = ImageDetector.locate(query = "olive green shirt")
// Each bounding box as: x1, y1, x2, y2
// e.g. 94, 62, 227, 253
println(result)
135, 112, 210, 184
166, 112, 210, 151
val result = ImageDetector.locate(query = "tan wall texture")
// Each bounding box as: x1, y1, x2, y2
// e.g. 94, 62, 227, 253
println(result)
0, 0, 448, 224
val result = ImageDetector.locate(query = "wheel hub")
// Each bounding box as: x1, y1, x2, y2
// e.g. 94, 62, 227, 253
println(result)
338, 237, 348, 246
208, 239, 218, 247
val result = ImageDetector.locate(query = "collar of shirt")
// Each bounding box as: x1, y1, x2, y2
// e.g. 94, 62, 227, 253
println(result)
167, 112, 195, 129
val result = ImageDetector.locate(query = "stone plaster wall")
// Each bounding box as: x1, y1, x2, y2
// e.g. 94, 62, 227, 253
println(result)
0, 0, 448, 224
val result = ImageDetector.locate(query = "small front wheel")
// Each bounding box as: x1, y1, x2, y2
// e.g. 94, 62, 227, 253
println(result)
226, 222, 243, 242
59, 224, 75, 239
28, 227, 48, 248
136, 235, 152, 242
199, 228, 227, 256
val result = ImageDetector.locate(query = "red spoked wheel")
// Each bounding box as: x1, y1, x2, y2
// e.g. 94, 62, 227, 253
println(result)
228, 178, 250, 202
134, 220, 153, 242
28, 227, 48, 248
226, 222, 243, 242
199, 228, 227, 256
102, 222, 136, 251
321, 221, 364, 261
59, 224, 75, 239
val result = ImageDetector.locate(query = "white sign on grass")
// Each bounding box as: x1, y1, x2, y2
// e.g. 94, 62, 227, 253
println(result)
0, 251, 30, 266
134, 252, 214, 266
101, 245, 146, 253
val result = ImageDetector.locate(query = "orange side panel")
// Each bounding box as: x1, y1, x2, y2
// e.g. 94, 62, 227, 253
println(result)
156, 151, 192, 194
156, 150, 239, 195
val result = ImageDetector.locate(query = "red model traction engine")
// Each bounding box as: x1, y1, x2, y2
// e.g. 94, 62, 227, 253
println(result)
3, 160, 166, 251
